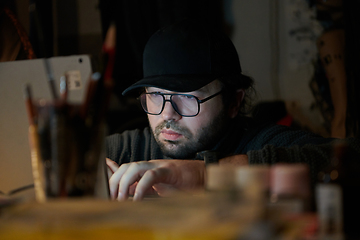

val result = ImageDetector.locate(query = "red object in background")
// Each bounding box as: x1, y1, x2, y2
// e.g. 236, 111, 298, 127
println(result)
277, 114, 293, 127
102, 23, 116, 82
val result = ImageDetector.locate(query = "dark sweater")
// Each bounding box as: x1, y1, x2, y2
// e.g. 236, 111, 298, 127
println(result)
106, 117, 359, 184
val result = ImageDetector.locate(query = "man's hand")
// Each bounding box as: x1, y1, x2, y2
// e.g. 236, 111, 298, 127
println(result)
106, 158, 206, 201
219, 154, 248, 166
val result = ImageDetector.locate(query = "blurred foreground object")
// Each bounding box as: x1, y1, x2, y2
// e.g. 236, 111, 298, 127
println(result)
25, 70, 111, 202
316, 141, 360, 239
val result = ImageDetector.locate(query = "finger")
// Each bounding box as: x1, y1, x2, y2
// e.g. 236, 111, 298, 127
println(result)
107, 167, 114, 181
129, 182, 158, 196
128, 182, 138, 196
108, 163, 131, 200
106, 158, 118, 180
133, 167, 169, 201
106, 158, 119, 173
118, 162, 154, 201
153, 183, 178, 197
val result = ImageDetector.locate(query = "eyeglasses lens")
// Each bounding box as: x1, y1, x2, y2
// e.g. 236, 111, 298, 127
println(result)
141, 93, 162, 114
171, 95, 198, 116
140, 93, 199, 116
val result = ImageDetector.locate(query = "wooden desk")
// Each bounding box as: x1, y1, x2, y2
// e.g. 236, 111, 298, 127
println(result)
0, 191, 315, 240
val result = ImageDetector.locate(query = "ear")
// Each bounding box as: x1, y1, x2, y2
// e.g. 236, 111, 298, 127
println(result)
228, 89, 245, 119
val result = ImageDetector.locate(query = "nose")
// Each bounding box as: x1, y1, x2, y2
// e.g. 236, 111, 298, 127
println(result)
161, 100, 181, 121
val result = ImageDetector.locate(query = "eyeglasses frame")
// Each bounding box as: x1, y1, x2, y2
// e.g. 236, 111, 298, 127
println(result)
139, 90, 223, 117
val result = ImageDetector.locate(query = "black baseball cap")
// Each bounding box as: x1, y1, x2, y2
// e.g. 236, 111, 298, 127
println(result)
122, 19, 249, 95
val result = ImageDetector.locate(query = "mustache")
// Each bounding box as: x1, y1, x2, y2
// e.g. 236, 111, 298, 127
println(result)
154, 121, 192, 139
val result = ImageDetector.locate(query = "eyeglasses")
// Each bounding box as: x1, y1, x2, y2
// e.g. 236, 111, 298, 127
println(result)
139, 90, 223, 117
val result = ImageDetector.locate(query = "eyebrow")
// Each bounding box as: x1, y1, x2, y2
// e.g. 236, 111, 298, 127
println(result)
145, 87, 168, 93
145, 87, 210, 96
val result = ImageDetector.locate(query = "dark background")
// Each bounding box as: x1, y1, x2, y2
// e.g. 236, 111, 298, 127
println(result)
1, 0, 360, 138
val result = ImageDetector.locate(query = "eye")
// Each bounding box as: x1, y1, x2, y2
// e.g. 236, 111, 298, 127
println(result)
179, 94, 196, 100
148, 92, 162, 97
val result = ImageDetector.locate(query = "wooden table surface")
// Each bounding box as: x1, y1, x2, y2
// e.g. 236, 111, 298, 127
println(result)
0, 189, 314, 240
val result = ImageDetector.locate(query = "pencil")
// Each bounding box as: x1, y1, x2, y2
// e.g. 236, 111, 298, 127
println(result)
24, 84, 46, 202
43, 58, 59, 100
24, 84, 36, 125
28, 124, 47, 202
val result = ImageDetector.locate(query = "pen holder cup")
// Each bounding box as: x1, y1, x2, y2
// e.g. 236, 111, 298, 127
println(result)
28, 99, 108, 202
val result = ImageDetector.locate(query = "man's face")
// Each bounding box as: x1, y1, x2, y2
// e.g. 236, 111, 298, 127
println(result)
146, 80, 230, 159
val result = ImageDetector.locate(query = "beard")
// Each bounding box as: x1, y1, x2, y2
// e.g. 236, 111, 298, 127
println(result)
151, 108, 230, 159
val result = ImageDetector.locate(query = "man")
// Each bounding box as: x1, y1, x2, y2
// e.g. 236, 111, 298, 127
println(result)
106, 19, 358, 201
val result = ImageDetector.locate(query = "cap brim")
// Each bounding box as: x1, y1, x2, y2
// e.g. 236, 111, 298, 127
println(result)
122, 74, 216, 96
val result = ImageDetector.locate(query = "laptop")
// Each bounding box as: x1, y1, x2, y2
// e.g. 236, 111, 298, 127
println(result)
0, 55, 108, 199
